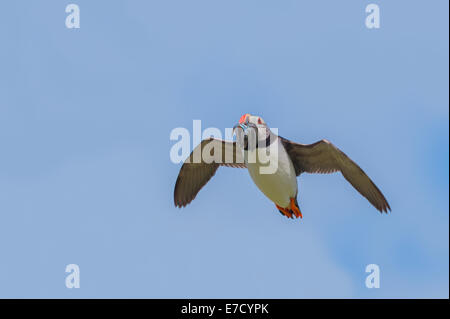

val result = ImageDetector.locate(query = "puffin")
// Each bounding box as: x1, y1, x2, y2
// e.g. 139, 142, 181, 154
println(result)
174, 114, 390, 219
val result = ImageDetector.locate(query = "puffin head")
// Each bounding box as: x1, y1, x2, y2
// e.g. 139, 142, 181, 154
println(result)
233, 114, 269, 150
233, 113, 266, 132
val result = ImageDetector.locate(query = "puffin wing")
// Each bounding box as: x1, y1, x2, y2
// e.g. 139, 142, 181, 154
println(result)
280, 137, 390, 213
174, 138, 246, 207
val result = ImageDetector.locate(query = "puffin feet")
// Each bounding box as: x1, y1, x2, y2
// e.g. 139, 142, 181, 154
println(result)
276, 198, 302, 219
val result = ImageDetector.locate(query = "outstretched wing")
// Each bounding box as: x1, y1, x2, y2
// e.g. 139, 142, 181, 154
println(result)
280, 137, 390, 213
174, 138, 246, 207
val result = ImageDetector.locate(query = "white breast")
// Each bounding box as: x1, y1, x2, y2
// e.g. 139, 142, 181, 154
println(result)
245, 138, 298, 207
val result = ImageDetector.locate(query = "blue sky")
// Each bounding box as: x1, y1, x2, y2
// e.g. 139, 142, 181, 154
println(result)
0, 1, 448, 298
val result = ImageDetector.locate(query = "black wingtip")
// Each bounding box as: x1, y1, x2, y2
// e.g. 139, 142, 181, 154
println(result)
378, 202, 391, 214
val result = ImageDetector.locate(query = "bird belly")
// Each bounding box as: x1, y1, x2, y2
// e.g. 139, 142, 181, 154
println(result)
245, 141, 298, 207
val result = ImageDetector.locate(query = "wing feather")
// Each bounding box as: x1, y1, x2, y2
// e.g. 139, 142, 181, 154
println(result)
174, 138, 246, 207
280, 137, 390, 213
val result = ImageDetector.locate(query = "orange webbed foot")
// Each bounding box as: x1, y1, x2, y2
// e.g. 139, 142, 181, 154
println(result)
290, 198, 303, 219
276, 204, 294, 219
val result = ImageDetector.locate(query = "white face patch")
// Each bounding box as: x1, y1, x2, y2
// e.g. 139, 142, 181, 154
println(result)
248, 115, 265, 125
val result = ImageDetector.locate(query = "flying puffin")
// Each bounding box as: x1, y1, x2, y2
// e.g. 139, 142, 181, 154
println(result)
174, 114, 390, 219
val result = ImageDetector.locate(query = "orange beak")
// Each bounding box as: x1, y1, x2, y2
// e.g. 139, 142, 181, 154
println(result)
239, 113, 250, 124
